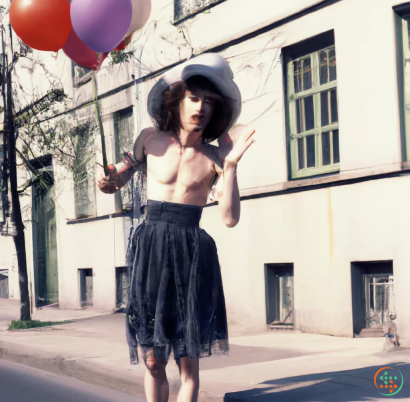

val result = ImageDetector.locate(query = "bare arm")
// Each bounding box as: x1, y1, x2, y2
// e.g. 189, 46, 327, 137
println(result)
218, 162, 240, 228
133, 127, 154, 164
98, 128, 152, 194
217, 128, 256, 228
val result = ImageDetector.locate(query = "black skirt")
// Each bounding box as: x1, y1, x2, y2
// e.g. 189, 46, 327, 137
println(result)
125, 200, 229, 365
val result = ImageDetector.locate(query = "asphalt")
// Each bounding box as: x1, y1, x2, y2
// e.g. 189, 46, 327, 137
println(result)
224, 363, 410, 402
0, 358, 144, 402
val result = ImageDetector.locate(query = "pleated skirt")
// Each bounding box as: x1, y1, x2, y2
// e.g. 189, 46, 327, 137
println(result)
125, 200, 229, 365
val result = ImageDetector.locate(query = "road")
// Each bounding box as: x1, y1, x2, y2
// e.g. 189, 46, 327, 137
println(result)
0, 359, 145, 402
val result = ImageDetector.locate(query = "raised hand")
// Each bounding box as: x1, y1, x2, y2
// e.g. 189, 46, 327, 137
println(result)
223, 127, 256, 168
97, 164, 119, 194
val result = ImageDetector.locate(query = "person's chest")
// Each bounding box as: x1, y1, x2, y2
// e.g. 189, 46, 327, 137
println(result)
145, 141, 216, 190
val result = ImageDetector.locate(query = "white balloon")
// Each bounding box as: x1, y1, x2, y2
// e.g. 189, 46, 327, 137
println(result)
126, 0, 151, 36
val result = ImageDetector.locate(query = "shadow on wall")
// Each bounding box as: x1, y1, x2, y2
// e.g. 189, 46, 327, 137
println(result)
224, 363, 410, 402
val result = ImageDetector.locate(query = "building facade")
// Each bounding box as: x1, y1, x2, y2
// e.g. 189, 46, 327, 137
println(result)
2, 0, 410, 345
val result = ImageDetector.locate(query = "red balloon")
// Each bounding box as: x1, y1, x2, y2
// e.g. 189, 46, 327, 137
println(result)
10, 0, 71, 52
63, 26, 108, 70
115, 41, 127, 51
114, 34, 132, 51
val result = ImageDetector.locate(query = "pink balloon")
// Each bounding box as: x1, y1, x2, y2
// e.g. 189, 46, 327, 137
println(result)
63, 26, 108, 70
126, 0, 151, 36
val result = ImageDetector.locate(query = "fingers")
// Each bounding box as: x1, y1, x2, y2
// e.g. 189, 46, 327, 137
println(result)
245, 130, 256, 142
244, 137, 256, 152
97, 177, 118, 194
99, 186, 118, 194
239, 127, 254, 139
236, 135, 256, 162
237, 138, 255, 160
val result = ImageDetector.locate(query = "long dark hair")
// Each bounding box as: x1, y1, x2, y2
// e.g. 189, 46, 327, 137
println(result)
151, 75, 232, 143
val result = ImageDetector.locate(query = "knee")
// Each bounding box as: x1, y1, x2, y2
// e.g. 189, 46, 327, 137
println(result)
179, 358, 199, 385
180, 372, 199, 386
144, 357, 166, 376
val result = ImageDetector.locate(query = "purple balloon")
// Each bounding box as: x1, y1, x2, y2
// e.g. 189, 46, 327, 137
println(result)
71, 0, 132, 53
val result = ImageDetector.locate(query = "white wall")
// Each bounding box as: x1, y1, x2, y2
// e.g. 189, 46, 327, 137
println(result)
0, 237, 19, 300
201, 175, 410, 339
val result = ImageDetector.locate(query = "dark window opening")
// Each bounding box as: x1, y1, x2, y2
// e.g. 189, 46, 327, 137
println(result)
0, 272, 9, 299
79, 269, 93, 307
116, 267, 130, 309
351, 261, 394, 337
265, 264, 294, 326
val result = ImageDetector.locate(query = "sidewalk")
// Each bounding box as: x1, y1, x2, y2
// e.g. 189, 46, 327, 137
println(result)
1, 299, 410, 401
0, 299, 111, 330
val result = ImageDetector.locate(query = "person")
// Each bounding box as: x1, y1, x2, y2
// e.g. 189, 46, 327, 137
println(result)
98, 53, 255, 402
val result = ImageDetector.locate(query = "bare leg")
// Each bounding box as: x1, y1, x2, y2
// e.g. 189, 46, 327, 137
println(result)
177, 358, 200, 402
143, 349, 169, 402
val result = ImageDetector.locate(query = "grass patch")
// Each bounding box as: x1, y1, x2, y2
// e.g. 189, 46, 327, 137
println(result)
9, 320, 73, 330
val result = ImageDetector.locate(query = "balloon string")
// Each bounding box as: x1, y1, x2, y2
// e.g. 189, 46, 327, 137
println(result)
92, 70, 109, 176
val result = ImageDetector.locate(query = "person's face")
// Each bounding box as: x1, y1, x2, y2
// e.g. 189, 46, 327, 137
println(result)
179, 87, 221, 133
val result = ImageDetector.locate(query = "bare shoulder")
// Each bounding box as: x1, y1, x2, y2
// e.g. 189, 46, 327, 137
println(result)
133, 127, 156, 163
144, 128, 172, 143
139, 127, 157, 142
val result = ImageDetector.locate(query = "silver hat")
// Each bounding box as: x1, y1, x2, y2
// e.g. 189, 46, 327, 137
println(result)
147, 53, 242, 134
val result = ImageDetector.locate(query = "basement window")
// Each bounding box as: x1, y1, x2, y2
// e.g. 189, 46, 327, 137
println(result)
265, 264, 294, 327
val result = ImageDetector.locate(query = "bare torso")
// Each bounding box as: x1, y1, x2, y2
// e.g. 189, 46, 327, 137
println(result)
135, 128, 222, 207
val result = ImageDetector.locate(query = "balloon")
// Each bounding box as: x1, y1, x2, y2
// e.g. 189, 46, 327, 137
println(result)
126, 0, 151, 37
10, 0, 71, 52
63, 26, 108, 70
114, 34, 133, 51
71, 0, 132, 53
115, 41, 127, 52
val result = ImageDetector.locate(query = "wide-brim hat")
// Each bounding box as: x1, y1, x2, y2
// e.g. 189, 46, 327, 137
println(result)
147, 53, 242, 134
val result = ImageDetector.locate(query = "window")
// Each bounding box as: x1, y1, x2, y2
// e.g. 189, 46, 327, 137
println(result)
114, 107, 135, 211
351, 261, 394, 337
174, 0, 225, 22
79, 269, 93, 307
397, 10, 410, 161
73, 123, 96, 219
74, 160, 96, 219
116, 267, 130, 308
265, 264, 294, 327
0, 270, 9, 299
72, 62, 93, 88
284, 32, 340, 179
0, 137, 5, 224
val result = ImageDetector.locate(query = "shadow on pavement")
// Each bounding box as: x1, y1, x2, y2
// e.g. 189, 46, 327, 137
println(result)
224, 363, 410, 401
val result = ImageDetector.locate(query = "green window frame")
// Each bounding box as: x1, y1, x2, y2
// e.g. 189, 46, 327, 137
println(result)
74, 166, 96, 219
73, 123, 96, 219
286, 39, 340, 179
113, 107, 135, 211
397, 10, 410, 161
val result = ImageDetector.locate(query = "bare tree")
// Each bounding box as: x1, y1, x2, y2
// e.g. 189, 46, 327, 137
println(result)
1, 22, 31, 320
0, 10, 97, 320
